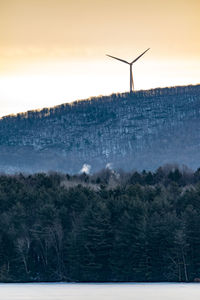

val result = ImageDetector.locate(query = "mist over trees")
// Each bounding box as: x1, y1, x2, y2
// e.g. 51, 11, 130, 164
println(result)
0, 165, 200, 282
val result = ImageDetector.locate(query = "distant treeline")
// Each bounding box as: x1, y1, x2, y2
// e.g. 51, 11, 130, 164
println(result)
1, 84, 199, 122
1, 165, 200, 282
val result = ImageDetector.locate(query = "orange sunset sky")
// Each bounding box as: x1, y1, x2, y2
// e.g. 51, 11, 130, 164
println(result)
0, 0, 200, 117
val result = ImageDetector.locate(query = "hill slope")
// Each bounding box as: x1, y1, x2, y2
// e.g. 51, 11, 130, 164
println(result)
0, 84, 200, 173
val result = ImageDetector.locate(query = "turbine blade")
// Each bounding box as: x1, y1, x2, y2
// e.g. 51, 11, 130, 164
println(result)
106, 54, 130, 64
131, 48, 150, 64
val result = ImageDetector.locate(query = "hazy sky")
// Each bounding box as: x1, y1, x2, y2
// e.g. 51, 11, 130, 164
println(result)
0, 0, 199, 116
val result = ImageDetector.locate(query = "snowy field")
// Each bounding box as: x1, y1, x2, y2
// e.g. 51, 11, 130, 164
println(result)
0, 283, 200, 300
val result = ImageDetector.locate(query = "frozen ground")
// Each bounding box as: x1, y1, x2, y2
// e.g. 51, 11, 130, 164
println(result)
0, 283, 199, 300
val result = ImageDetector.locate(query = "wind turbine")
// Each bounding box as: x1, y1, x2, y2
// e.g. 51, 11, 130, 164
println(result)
106, 48, 150, 93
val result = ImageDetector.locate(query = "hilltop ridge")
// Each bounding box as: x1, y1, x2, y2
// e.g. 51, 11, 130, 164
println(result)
1, 84, 199, 120
0, 84, 200, 173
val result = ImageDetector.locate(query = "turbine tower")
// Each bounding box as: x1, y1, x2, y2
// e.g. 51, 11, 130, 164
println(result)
106, 48, 150, 93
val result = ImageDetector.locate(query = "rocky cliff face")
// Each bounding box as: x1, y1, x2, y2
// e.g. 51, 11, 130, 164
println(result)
0, 84, 200, 173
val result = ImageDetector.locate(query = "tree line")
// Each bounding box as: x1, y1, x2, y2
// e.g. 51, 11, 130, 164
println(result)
1, 84, 199, 122
0, 165, 200, 282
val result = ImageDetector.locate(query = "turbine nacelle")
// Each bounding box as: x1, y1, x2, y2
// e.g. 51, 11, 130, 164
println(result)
106, 48, 150, 92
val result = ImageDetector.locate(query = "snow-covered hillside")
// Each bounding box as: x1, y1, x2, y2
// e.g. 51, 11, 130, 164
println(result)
0, 84, 200, 173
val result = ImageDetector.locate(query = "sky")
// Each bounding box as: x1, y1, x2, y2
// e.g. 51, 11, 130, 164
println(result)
0, 0, 199, 117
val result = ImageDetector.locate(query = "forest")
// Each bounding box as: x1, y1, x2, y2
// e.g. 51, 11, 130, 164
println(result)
0, 165, 200, 282
0, 84, 200, 174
